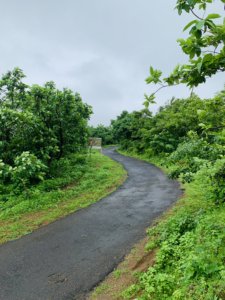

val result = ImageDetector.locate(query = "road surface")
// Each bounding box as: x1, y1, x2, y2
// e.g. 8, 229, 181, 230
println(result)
0, 148, 181, 300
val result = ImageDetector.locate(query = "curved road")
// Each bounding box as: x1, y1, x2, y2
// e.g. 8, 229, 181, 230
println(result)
0, 148, 181, 300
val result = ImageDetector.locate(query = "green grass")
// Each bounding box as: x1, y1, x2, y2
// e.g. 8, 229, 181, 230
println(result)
92, 283, 110, 297
113, 269, 123, 279
118, 149, 225, 300
0, 151, 127, 244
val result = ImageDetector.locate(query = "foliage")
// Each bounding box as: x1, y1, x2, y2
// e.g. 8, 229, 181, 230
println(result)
0, 68, 92, 189
112, 88, 225, 211
11, 152, 47, 190
166, 134, 224, 182
136, 203, 225, 300
195, 158, 225, 204
145, 0, 225, 107
0, 160, 12, 183
111, 109, 153, 152
88, 124, 114, 145
112, 89, 225, 187
112, 94, 215, 155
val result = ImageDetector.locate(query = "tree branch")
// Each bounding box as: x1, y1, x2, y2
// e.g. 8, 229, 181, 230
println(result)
190, 8, 203, 20
202, 50, 220, 55
152, 85, 169, 96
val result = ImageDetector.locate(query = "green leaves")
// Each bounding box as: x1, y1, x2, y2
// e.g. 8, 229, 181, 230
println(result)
0, 68, 92, 191
145, 0, 225, 102
176, 0, 214, 14
145, 67, 163, 107
183, 20, 198, 31
206, 13, 221, 20
143, 93, 156, 108
146, 67, 162, 84
89, 124, 114, 145
12, 152, 47, 189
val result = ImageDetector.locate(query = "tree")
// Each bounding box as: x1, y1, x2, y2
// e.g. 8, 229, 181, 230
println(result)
0, 67, 28, 109
0, 68, 92, 180
89, 125, 114, 145
144, 0, 225, 107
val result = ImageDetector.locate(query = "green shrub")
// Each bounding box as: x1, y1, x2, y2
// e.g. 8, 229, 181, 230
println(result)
195, 158, 225, 204
166, 136, 224, 183
123, 200, 225, 300
12, 152, 47, 190
0, 159, 12, 183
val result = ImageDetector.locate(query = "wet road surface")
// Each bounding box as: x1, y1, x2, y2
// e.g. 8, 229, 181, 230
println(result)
0, 148, 182, 300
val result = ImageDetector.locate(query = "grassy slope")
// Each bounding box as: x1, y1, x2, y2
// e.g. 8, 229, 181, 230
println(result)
91, 150, 225, 300
0, 151, 127, 244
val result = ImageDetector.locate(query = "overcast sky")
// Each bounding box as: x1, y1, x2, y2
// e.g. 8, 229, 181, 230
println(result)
0, 0, 224, 125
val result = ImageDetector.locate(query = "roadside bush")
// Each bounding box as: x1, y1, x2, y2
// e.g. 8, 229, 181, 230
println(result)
149, 130, 178, 154
166, 135, 224, 183
0, 159, 12, 183
12, 152, 47, 190
41, 153, 87, 191
210, 159, 225, 204
122, 192, 225, 300
195, 158, 225, 204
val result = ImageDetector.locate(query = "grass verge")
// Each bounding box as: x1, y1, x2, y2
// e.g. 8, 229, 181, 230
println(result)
0, 151, 127, 244
90, 150, 225, 300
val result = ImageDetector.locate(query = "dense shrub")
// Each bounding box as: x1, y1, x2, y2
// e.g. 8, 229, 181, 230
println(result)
195, 159, 225, 204
0, 160, 12, 183
11, 152, 47, 190
165, 135, 224, 182
122, 189, 225, 300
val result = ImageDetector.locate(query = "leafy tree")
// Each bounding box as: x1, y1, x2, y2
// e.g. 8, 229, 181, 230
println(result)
0, 67, 28, 109
0, 68, 92, 187
112, 95, 210, 155
89, 124, 114, 145
144, 0, 225, 107
28, 83, 92, 161
111, 111, 134, 146
0, 107, 41, 164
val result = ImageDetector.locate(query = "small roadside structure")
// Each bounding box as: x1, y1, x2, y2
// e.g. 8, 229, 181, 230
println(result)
89, 137, 102, 153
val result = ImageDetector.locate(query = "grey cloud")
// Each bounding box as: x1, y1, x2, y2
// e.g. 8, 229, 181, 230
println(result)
0, 0, 224, 125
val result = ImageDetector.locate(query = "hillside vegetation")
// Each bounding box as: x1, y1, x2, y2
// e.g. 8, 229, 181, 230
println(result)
91, 1, 225, 295
99, 90, 225, 299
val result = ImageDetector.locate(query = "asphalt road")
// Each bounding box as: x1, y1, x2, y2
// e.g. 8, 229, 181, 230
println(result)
0, 148, 182, 300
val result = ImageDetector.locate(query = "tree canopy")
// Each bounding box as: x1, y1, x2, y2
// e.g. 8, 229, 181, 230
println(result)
0, 68, 92, 188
